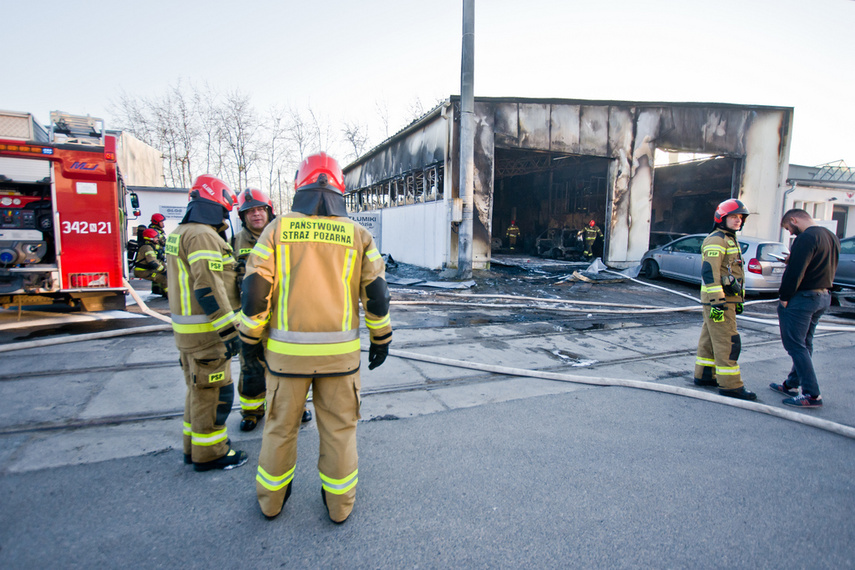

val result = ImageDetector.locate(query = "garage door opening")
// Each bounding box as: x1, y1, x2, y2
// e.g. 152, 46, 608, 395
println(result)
650, 153, 740, 248
491, 149, 610, 259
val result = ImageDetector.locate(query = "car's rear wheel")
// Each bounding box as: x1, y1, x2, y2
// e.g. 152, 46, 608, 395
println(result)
642, 259, 660, 279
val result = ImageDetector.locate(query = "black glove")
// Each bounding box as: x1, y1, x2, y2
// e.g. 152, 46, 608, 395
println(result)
709, 303, 725, 323
368, 342, 389, 370
722, 274, 743, 296
223, 336, 240, 359
241, 341, 265, 376
735, 302, 744, 315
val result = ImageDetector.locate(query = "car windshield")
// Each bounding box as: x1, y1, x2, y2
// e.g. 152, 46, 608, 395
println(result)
756, 242, 788, 261
840, 237, 855, 255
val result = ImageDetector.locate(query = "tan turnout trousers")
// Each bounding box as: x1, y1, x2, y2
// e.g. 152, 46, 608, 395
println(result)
180, 344, 234, 463
256, 372, 361, 522
694, 304, 742, 389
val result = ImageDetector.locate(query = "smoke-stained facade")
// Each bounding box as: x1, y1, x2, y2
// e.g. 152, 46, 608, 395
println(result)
343, 97, 793, 270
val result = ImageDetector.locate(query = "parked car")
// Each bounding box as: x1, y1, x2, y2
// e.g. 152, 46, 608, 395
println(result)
640, 234, 789, 293
833, 235, 855, 289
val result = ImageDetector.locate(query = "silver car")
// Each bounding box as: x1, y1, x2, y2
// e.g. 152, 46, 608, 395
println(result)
833, 235, 855, 289
640, 234, 788, 294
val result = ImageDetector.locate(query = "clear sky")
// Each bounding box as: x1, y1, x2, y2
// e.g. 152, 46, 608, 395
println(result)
2, 0, 853, 167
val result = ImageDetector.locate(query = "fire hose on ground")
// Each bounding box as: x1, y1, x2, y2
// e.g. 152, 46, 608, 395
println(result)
1, 278, 854, 440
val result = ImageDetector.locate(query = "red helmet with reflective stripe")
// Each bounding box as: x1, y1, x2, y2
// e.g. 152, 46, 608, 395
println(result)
714, 199, 750, 224
294, 152, 346, 194
589, 220, 596, 227
142, 228, 159, 241
238, 188, 273, 213
150, 213, 166, 225
189, 175, 236, 211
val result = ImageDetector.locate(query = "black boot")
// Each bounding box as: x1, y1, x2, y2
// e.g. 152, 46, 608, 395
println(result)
193, 448, 248, 472
719, 386, 757, 401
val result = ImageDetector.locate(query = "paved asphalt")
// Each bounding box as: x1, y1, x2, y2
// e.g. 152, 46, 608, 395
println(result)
1, 387, 853, 568
0, 273, 854, 568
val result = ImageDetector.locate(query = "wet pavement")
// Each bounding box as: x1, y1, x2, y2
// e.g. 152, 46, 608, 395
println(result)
1, 263, 854, 567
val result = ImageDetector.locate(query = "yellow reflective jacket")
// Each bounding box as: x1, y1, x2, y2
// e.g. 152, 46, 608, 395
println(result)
238, 212, 392, 377
133, 243, 165, 277
234, 226, 263, 280
166, 223, 240, 351
700, 229, 744, 305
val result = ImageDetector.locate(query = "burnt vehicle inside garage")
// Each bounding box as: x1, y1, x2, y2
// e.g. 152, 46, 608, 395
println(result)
491, 148, 610, 259
649, 155, 739, 248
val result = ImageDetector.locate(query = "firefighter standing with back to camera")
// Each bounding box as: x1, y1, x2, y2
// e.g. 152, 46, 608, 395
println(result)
166, 175, 248, 471
233, 188, 312, 432
238, 152, 392, 523
693, 199, 757, 401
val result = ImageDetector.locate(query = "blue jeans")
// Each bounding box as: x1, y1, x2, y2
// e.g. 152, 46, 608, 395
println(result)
777, 291, 831, 397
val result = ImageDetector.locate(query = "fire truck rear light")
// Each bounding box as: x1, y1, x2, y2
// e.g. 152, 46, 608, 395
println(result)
70, 272, 108, 288
747, 258, 762, 274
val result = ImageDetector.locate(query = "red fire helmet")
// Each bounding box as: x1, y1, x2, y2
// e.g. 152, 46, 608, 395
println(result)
189, 175, 236, 211
294, 152, 346, 194
714, 199, 749, 224
238, 188, 273, 213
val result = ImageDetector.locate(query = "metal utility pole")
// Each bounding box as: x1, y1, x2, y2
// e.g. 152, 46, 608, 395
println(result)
457, 0, 475, 279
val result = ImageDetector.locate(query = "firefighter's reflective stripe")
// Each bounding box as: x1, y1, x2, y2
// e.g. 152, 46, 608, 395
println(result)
223, 255, 235, 265
240, 394, 265, 411
211, 311, 237, 332
270, 329, 359, 343
239, 311, 268, 329
267, 329, 360, 356
703, 244, 726, 254
701, 284, 724, 294
257, 465, 294, 491
188, 250, 223, 264
277, 245, 290, 331
172, 314, 215, 334
725, 247, 740, 254
365, 248, 381, 262
183, 422, 192, 437
191, 427, 228, 446
365, 314, 391, 330
696, 357, 715, 367
175, 258, 192, 316
341, 249, 357, 331
716, 365, 740, 376
320, 468, 358, 495
251, 243, 273, 261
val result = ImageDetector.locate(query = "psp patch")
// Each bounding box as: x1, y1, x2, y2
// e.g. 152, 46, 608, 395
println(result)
281, 218, 354, 246
208, 260, 223, 271
209, 371, 225, 383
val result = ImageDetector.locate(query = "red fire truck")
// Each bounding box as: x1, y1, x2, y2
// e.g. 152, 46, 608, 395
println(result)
0, 110, 138, 311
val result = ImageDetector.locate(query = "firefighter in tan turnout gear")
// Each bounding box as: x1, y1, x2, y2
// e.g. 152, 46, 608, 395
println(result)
166, 174, 249, 471
238, 152, 392, 523
693, 199, 756, 401
233, 188, 313, 432
133, 228, 168, 294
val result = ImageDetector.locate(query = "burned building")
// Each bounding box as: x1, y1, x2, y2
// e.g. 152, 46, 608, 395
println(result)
343, 97, 793, 269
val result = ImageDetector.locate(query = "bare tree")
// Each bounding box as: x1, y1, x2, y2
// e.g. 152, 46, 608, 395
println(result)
111, 81, 204, 188
307, 107, 334, 152
218, 90, 260, 191
341, 120, 369, 162
375, 98, 391, 140
259, 105, 296, 214
405, 96, 426, 124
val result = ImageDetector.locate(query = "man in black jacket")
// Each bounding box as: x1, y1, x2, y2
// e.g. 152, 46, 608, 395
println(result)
770, 209, 840, 408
